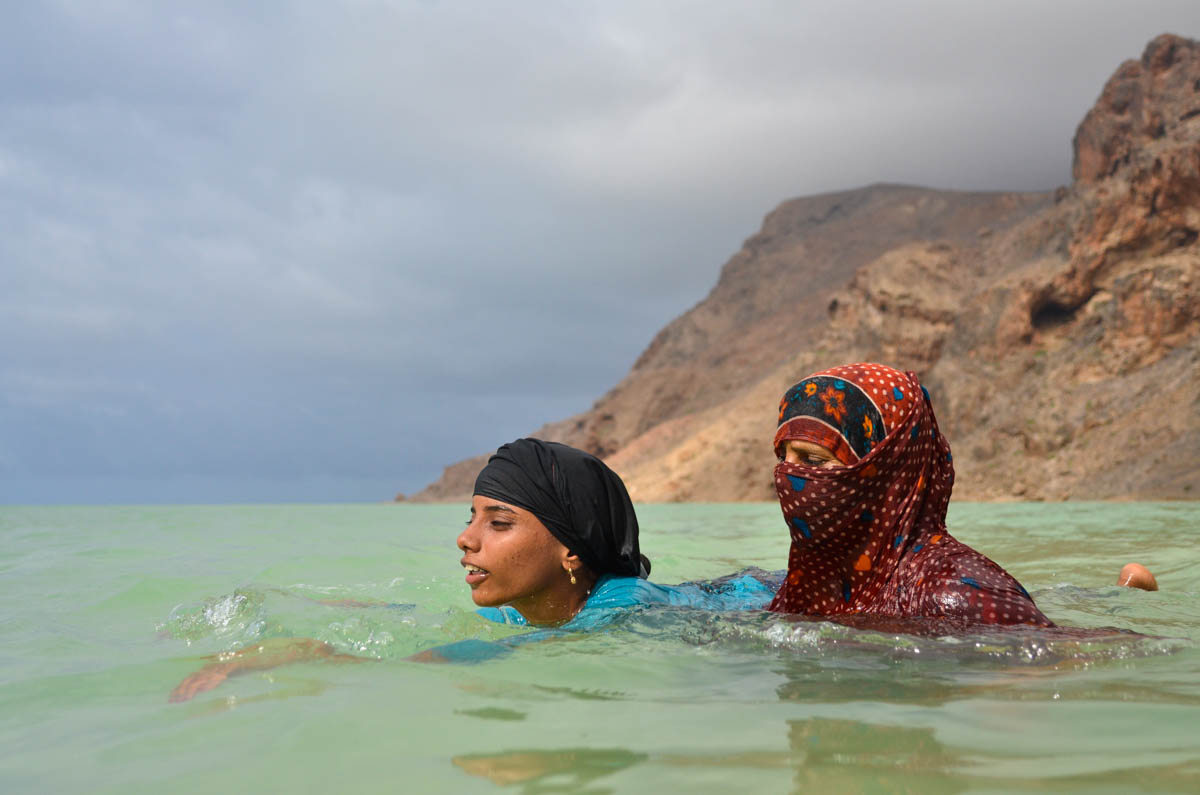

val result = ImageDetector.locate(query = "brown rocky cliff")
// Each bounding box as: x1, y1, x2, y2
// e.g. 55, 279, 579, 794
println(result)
413, 33, 1200, 503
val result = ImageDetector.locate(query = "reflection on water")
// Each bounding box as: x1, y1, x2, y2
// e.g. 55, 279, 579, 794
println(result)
453, 720, 1200, 794
455, 706, 527, 721
788, 718, 965, 794
453, 748, 648, 793
452, 721, 965, 795
775, 659, 962, 706
787, 716, 1200, 793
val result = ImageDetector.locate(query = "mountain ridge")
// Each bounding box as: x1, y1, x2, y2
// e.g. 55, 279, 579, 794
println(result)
413, 33, 1200, 503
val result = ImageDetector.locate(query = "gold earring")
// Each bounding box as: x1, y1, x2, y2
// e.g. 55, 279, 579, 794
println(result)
568, 567, 577, 585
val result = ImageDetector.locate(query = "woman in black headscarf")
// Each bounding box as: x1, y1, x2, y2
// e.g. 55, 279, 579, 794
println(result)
460, 438, 772, 629
170, 438, 771, 700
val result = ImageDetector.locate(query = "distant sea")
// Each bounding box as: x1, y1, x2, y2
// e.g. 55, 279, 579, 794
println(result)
2, 502, 1197, 792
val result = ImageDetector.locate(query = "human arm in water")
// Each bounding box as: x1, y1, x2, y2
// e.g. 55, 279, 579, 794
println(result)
168, 637, 369, 703
169, 634, 531, 702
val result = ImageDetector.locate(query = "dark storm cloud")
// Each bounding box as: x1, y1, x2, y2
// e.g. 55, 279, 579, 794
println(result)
2, 1, 1199, 503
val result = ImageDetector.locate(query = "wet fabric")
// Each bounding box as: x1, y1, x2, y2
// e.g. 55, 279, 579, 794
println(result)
473, 438, 650, 578
477, 571, 777, 629
433, 572, 777, 663
769, 363, 1053, 627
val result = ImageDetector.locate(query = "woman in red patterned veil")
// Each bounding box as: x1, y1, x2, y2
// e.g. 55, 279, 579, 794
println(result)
768, 362, 1054, 626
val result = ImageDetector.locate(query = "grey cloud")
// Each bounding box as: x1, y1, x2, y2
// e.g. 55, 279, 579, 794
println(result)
3, 1, 1200, 502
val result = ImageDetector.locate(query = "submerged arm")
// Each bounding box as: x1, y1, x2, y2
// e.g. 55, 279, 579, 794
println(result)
170, 633, 544, 701
407, 628, 570, 664
168, 637, 367, 703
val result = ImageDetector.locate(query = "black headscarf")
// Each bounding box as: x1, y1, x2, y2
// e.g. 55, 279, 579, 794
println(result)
473, 438, 651, 579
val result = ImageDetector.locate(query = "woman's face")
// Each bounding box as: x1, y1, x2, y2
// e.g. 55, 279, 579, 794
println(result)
457, 495, 573, 610
781, 439, 842, 468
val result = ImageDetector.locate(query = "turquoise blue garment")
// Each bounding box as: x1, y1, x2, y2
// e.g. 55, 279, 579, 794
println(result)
430, 572, 777, 663
477, 572, 775, 629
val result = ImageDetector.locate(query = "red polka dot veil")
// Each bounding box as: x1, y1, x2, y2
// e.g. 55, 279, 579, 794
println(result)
768, 363, 1053, 626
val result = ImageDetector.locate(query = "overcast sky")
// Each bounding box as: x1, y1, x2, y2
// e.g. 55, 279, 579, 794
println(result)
2, 2, 1198, 504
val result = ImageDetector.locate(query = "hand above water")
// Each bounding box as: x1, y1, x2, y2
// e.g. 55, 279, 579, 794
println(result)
1117, 562, 1158, 591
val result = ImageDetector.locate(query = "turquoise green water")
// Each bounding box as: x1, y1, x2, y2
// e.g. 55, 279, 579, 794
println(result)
1, 502, 1197, 793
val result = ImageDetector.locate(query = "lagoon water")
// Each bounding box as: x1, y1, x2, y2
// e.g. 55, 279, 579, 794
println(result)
1, 502, 1198, 793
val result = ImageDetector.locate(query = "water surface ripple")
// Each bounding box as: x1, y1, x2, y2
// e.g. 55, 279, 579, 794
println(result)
1, 502, 1197, 792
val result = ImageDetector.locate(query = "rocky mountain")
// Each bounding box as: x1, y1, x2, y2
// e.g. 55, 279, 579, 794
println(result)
414, 33, 1200, 503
